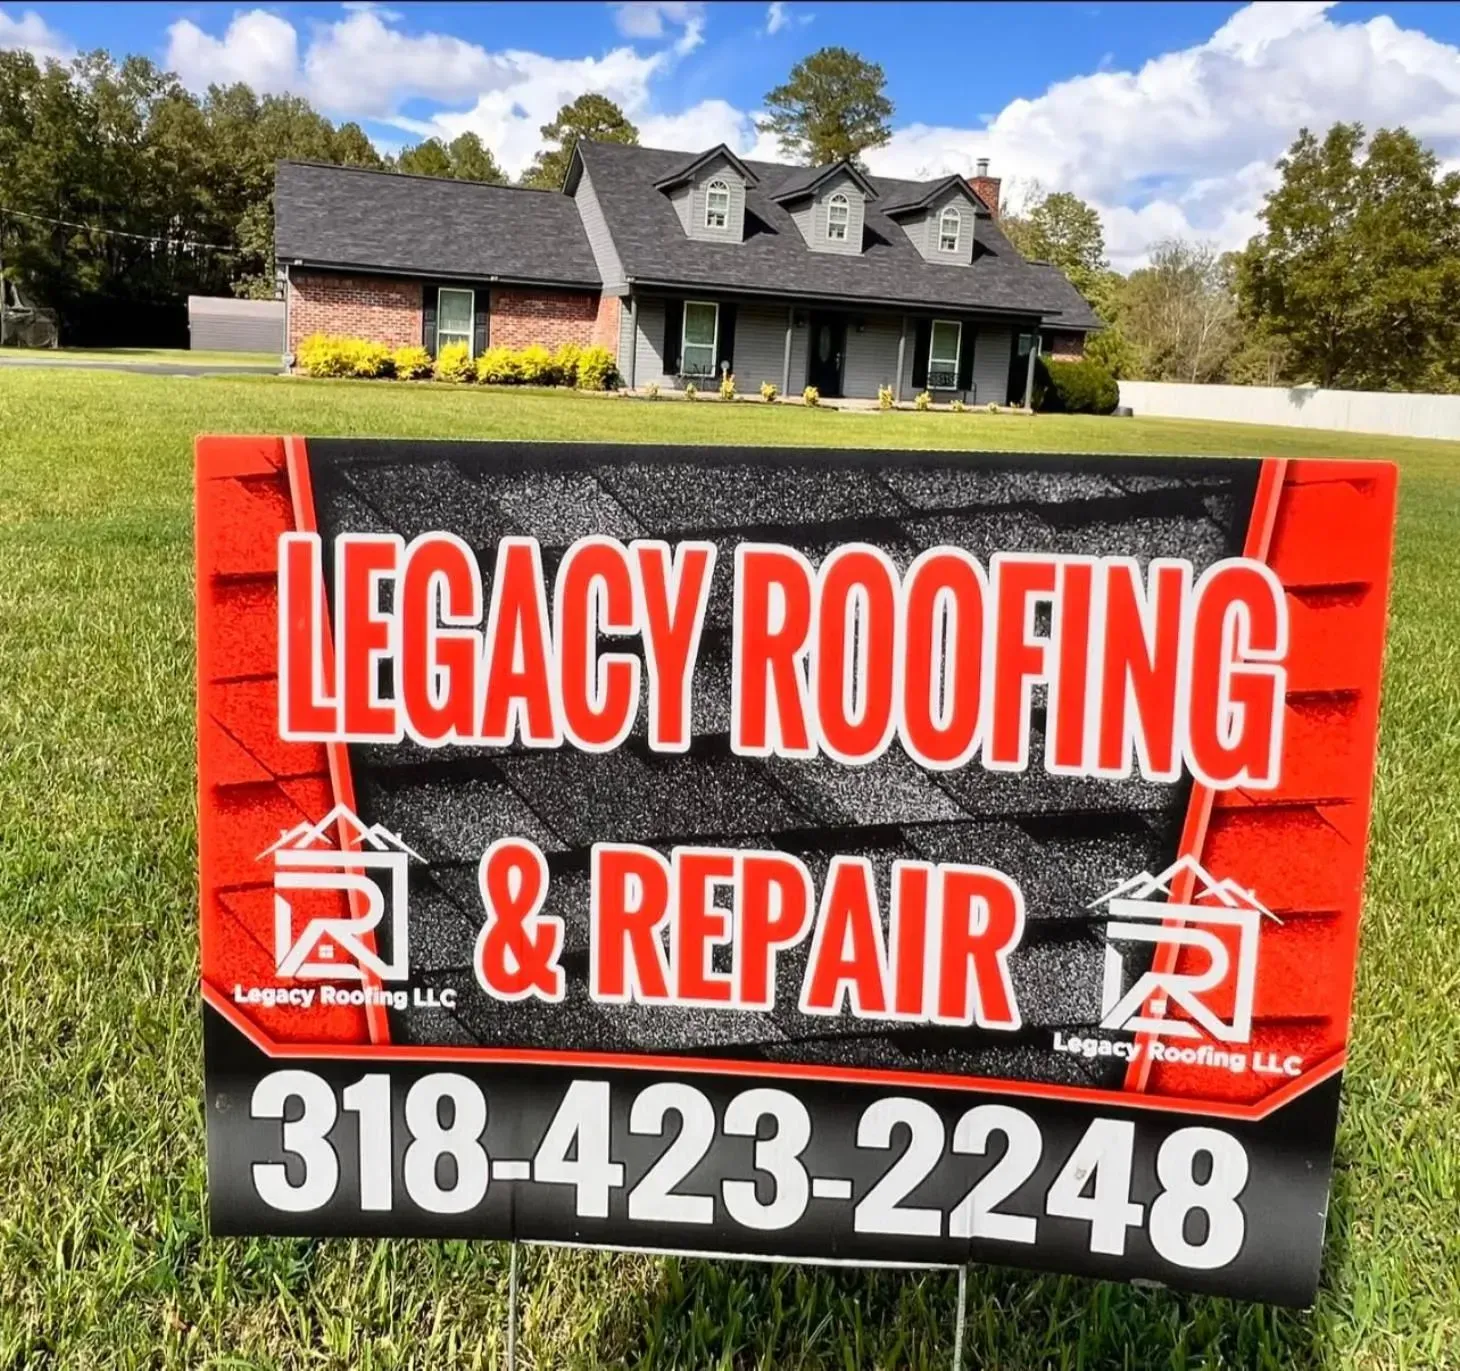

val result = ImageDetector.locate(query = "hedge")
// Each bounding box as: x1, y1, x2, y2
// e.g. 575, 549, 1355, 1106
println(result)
294, 333, 618, 390
1032, 355, 1119, 414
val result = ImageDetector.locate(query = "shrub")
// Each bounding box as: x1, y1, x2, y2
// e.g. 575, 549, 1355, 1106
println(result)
553, 341, 583, 387
802, 385, 820, 407
914, 390, 932, 411
433, 342, 474, 383
684, 381, 698, 401
575, 345, 617, 391
760, 381, 778, 402
392, 345, 432, 380
951, 397, 966, 413
296, 333, 358, 378
719, 372, 737, 401
516, 344, 557, 386
476, 346, 523, 385
643, 381, 660, 400
877, 385, 894, 410
351, 341, 393, 379
986, 401, 1000, 414
1033, 356, 1118, 414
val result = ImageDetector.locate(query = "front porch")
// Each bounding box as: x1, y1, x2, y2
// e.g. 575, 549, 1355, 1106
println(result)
616, 291, 1045, 407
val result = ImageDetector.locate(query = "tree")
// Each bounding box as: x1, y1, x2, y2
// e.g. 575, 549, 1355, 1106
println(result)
395, 137, 454, 179
1001, 189, 1107, 296
1117, 240, 1239, 383
758, 47, 893, 166
520, 94, 638, 189
1238, 122, 1460, 390
446, 132, 506, 184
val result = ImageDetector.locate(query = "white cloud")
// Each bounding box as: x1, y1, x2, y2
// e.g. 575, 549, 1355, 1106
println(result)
163, 1, 1460, 270
762, 2, 812, 36
861, 0, 1460, 269
0, 6, 74, 64
611, 2, 703, 53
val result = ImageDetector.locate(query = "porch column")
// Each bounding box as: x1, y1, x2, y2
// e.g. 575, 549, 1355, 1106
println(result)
626, 294, 638, 390
782, 306, 794, 396
1022, 330, 1040, 410
895, 315, 909, 402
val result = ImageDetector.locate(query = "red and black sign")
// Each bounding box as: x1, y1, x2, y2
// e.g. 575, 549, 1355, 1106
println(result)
197, 438, 1396, 1306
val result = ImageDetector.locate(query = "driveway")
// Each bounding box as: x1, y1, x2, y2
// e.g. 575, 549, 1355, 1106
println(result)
0, 355, 280, 377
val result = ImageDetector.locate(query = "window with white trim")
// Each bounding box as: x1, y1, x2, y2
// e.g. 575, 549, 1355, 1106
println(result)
938, 206, 961, 253
705, 179, 730, 229
826, 191, 850, 242
436, 287, 475, 355
681, 300, 718, 378
928, 318, 961, 389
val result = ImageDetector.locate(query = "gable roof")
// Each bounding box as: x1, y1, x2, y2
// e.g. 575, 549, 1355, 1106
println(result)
652, 143, 760, 191
880, 173, 985, 218
578, 140, 1072, 319
1027, 262, 1104, 331
274, 160, 601, 289
770, 159, 880, 204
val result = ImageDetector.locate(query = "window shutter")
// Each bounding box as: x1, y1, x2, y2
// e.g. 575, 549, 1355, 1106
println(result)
956, 323, 976, 394
718, 302, 737, 375
473, 291, 489, 355
911, 318, 932, 389
663, 298, 683, 375
422, 285, 438, 357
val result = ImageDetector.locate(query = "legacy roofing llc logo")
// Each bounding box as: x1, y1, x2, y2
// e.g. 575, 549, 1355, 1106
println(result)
263, 804, 420, 981
1093, 856, 1279, 1044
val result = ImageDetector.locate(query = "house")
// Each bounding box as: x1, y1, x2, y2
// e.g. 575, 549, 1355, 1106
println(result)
274, 144, 1101, 405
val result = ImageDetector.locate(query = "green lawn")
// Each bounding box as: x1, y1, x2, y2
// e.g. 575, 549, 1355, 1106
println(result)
1, 368, 1457, 1369
1, 345, 280, 367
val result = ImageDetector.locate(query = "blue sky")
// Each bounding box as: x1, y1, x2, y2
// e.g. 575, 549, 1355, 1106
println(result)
4, 1, 1459, 267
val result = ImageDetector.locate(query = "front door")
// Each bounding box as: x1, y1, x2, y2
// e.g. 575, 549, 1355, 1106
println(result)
806, 312, 845, 398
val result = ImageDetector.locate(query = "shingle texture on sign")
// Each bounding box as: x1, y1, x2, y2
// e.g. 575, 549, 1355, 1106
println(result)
306, 440, 1259, 1089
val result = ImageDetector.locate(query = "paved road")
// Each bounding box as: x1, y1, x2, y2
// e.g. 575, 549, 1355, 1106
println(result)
0, 356, 281, 377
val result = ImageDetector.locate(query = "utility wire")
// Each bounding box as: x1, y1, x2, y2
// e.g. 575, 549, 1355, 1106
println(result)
0, 204, 238, 252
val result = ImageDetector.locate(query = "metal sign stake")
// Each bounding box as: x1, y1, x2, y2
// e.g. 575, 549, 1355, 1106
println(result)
951, 1265, 968, 1371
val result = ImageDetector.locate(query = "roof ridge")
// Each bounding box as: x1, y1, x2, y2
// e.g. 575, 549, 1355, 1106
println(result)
277, 158, 567, 194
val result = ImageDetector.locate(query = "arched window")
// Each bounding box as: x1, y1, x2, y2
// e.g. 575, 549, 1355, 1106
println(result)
939, 205, 961, 253
826, 191, 850, 242
705, 178, 730, 229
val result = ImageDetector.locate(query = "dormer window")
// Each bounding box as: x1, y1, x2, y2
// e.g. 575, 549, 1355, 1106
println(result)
705, 179, 730, 229
826, 192, 850, 242
939, 206, 961, 253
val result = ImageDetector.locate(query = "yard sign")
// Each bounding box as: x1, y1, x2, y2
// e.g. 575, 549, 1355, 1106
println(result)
196, 438, 1396, 1307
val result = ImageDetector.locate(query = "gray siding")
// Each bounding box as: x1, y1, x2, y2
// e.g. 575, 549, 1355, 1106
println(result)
972, 324, 1013, 405
680, 156, 747, 243
900, 190, 976, 267
842, 315, 902, 397
787, 172, 865, 255
631, 296, 668, 387
573, 163, 626, 290
732, 304, 791, 393
188, 296, 283, 353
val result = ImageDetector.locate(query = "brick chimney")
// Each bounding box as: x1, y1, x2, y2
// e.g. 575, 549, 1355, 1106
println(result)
969, 157, 1001, 218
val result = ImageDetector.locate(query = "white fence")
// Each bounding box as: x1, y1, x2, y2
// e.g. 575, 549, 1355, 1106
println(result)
1117, 380, 1460, 442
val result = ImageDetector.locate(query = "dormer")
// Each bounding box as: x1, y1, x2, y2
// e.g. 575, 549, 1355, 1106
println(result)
771, 161, 879, 256
881, 175, 986, 266
654, 144, 760, 244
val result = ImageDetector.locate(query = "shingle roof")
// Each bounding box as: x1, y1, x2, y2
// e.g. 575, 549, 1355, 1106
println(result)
274, 160, 601, 288
880, 173, 982, 217
652, 144, 760, 190
1027, 263, 1104, 331
770, 159, 880, 204
577, 141, 1074, 319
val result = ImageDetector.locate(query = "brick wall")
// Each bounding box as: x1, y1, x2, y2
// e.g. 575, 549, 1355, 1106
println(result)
1043, 330, 1086, 361
287, 272, 422, 357
489, 287, 600, 349
590, 293, 621, 359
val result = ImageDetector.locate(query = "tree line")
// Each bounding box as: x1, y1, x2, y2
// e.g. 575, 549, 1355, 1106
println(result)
2, 41, 1457, 388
